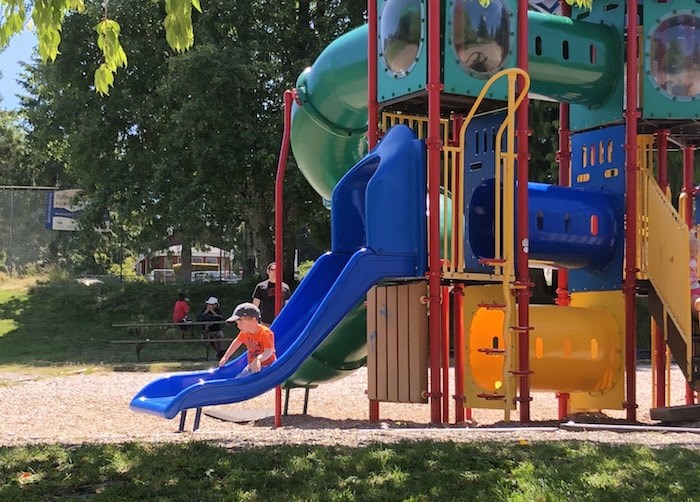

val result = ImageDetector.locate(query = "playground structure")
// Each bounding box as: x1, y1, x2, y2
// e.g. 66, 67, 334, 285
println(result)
131, 0, 700, 426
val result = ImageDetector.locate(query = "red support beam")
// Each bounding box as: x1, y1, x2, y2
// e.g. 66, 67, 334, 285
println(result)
273, 89, 295, 428
367, 0, 380, 422
453, 285, 468, 423
426, 0, 444, 423
442, 286, 450, 422
623, 0, 640, 422
654, 130, 669, 408
368, 0, 379, 149
516, 0, 532, 423
683, 145, 697, 405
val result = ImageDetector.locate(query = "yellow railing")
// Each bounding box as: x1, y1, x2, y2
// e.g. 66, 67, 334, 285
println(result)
641, 166, 692, 352
636, 134, 692, 376
636, 135, 654, 280
381, 113, 449, 141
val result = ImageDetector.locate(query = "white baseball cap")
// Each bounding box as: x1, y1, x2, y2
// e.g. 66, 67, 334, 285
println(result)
205, 296, 218, 305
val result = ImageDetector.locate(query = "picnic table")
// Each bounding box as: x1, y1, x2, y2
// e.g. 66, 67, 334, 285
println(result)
111, 320, 235, 361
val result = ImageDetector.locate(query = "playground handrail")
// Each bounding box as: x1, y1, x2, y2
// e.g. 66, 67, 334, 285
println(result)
639, 159, 692, 371
457, 68, 530, 278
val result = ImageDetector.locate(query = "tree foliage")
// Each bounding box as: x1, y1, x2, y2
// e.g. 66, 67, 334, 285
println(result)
0, 110, 30, 184
0, 0, 200, 95
21, 0, 365, 279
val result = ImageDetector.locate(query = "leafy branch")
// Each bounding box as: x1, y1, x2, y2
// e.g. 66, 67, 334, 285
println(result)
0, 0, 202, 95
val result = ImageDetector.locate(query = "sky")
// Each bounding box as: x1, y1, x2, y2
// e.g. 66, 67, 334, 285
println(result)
0, 30, 36, 111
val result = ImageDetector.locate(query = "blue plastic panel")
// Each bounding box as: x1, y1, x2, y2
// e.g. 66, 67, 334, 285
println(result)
463, 111, 507, 273
568, 125, 626, 292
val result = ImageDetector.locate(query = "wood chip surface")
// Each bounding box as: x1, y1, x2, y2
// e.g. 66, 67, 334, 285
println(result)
0, 365, 698, 448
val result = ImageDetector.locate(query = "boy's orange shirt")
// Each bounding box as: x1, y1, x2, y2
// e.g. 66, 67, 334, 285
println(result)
234, 324, 276, 366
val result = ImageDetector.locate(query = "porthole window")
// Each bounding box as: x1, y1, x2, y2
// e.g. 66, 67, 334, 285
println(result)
380, 0, 424, 77
451, 0, 511, 78
647, 13, 700, 100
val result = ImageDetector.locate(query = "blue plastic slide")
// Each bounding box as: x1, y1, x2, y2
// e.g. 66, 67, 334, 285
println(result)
130, 125, 426, 419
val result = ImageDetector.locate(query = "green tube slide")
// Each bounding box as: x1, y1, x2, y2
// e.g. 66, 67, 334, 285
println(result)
286, 26, 371, 388
291, 25, 369, 201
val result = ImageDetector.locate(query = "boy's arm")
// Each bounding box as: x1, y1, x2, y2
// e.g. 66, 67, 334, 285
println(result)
218, 337, 243, 367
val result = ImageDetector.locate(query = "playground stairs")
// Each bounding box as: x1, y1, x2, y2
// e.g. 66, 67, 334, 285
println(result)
638, 155, 699, 393
648, 285, 700, 391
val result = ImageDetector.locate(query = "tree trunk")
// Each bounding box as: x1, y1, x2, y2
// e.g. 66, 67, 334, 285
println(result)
242, 222, 257, 279
179, 237, 192, 283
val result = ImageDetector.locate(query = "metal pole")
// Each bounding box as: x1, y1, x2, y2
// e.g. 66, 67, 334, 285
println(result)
9, 188, 15, 276
515, 0, 532, 423
624, 0, 640, 421
683, 145, 697, 405
273, 89, 295, 428
368, 0, 380, 423
654, 129, 669, 407
426, 0, 444, 423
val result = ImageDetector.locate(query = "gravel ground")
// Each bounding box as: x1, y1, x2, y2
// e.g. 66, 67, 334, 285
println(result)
0, 365, 698, 449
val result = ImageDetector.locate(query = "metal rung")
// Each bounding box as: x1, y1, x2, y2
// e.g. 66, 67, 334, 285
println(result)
477, 393, 506, 401
477, 348, 506, 355
478, 302, 506, 309
479, 258, 506, 265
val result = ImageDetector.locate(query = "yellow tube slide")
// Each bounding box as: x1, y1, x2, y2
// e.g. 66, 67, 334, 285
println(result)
469, 305, 621, 394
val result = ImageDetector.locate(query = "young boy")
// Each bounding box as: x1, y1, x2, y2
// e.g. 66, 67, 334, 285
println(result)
219, 302, 276, 376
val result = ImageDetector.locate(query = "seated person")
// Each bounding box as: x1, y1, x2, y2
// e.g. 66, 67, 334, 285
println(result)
219, 302, 276, 377
172, 292, 191, 335
196, 296, 225, 357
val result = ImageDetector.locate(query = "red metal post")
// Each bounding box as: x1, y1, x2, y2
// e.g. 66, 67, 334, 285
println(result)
515, 0, 532, 423
453, 284, 467, 422
682, 146, 694, 227
442, 285, 450, 422
426, 0, 444, 423
624, 0, 639, 422
367, 0, 380, 421
657, 130, 669, 192
683, 145, 697, 405
368, 0, 379, 149
554, 0, 572, 420
654, 130, 669, 408
273, 89, 295, 428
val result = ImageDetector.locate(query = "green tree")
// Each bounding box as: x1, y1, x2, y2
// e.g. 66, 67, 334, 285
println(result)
0, 109, 31, 185
22, 0, 364, 280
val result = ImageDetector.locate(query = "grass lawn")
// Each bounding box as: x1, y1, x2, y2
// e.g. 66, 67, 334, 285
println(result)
2, 441, 700, 501
1, 275, 699, 500
0, 275, 256, 373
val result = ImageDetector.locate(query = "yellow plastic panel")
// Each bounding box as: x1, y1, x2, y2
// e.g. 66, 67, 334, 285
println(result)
527, 305, 620, 393
461, 284, 516, 411
568, 290, 625, 411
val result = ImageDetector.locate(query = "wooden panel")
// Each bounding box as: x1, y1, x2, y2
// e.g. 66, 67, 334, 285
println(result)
367, 281, 428, 403
366, 287, 377, 400
376, 286, 388, 401
397, 285, 410, 402
386, 285, 399, 401
408, 281, 429, 403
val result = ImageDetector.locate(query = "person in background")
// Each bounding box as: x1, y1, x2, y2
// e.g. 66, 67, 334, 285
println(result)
252, 262, 290, 325
219, 302, 276, 377
196, 296, 226, 358
172, 292, 190, 324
